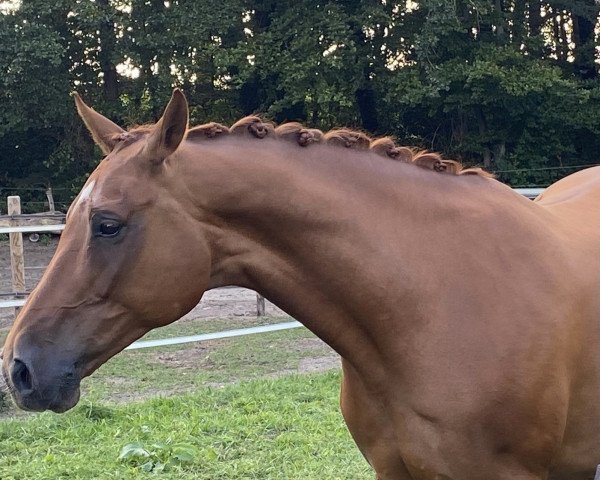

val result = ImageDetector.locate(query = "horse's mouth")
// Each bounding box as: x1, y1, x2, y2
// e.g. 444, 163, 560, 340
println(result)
11, 385, 81, 413
1, 364, 81, 413
48, 388, 81, 413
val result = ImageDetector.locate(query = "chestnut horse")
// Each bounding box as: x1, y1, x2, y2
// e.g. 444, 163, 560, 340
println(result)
2, 90, 600, 480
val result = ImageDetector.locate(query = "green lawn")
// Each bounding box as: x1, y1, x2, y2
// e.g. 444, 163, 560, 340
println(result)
0, 372, 372, 480
0, 317, 368, 478
2, 316, 335, 405
82, 317, 335, 404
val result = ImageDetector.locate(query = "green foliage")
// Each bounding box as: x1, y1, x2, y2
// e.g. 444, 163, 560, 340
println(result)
0, 0, 599, 193
119, 441, 198, 473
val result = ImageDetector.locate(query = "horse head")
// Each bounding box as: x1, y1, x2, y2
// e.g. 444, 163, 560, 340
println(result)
2, 90, 212, 412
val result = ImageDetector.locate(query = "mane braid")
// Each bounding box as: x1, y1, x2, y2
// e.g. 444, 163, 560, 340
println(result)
131, 116, 492, 178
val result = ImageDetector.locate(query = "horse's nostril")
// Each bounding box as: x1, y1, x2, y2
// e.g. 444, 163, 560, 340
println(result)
11, 358, 34, 395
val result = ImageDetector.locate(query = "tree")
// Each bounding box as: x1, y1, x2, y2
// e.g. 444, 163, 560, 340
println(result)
1, 0, 599, 199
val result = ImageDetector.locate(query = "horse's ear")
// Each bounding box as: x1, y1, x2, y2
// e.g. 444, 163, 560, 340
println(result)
145, 89, 188, 163
73, 93, 125, 155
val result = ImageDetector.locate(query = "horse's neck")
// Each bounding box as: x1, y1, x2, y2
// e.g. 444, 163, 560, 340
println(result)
182, 138, 435, 274
176, 139, 519, 378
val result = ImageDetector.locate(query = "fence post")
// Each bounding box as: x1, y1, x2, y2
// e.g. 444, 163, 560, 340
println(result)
8, 196, 25, 317
46, 187, 55, 213
256, 293, 266, 317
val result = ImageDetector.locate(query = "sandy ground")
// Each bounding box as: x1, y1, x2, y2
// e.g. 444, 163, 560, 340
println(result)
0, 236, 287, 324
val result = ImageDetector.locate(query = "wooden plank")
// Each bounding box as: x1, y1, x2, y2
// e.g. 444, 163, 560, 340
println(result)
8, 196, 25, 316
0, 213, 65, 228
257, 293, 266, 316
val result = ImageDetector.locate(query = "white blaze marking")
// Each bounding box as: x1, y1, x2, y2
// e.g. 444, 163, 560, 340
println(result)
75, 179, 96, 208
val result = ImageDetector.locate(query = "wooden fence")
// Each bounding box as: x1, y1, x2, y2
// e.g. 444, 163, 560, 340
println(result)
0, 197, 65, 307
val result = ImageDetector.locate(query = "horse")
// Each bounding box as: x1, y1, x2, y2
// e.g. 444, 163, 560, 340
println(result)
2, 90, 599, 480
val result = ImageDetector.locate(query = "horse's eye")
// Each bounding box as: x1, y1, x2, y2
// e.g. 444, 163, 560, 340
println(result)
99, 221, 121, 237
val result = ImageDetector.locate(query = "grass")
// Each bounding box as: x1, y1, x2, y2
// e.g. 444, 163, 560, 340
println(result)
80, 316, 334, 403
0, 372, 372, 479
2, 316, 334, 405
0, 316, 365, 478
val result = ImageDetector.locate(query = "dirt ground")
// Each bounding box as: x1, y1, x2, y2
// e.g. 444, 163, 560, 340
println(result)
0, 236, 286, 324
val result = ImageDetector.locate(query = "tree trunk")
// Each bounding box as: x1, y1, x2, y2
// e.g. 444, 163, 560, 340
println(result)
494, 0, 505, 39
97, 0, 119, 103
476, 108, 492, 169
356, 87, 379, 132
528, 0, 543, 37
527, 0, 544, 57
511, 0, 527, 45
493, 141, 506, 171
558, 12, 570, 62
571, 1, 599, 80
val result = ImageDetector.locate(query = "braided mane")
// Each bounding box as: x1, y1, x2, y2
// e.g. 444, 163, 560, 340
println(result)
128, 116, 491, 177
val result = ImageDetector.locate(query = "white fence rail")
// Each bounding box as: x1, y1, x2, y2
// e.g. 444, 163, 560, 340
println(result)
0, 224, 65, 234
1, 188, 545, 350
514, 188, 544, 199
126, 321, 303, 350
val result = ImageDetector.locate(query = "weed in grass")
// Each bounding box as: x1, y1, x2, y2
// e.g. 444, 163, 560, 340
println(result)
119, 441, 198, 473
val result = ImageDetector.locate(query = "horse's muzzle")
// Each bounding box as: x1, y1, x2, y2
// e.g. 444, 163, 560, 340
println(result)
2, 356, 81, 413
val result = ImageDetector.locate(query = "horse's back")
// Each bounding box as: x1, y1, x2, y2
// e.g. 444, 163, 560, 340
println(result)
535, 166, 600, 227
